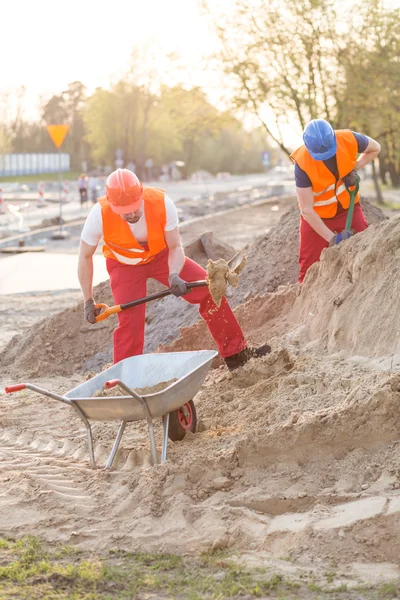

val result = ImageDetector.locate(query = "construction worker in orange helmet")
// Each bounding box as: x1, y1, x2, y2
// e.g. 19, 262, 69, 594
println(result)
78, 169, 271, 370
290, 119, 381, 283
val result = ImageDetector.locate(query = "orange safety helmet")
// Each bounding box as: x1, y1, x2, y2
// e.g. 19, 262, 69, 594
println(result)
106, 169, 143, 214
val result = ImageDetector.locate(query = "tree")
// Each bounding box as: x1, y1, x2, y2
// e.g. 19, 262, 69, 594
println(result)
158, 87, 228, 177
336, 1, 400, 188
83, 82, 153, 175
202, 0, 340, 154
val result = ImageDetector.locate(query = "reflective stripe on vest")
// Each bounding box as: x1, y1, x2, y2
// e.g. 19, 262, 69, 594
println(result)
290, 130, 360, 219
313, 183, 347, 206
99, 187, 167, 265
104, 243, 145, 265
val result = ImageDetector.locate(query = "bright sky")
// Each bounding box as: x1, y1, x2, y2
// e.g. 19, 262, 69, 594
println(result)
2, 0, 214, 118
2, 0, 400, 140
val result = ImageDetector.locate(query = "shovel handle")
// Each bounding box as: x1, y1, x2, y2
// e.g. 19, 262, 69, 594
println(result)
344, 175, 360, 231
94, 280, 208, 322
94, 303, 122, 323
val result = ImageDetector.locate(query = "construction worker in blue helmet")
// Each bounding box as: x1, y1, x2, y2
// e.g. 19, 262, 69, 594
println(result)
290, 120, 380, 282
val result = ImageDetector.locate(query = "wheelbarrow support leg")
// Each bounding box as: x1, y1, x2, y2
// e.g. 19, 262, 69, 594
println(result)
105, 421, 127, 470
161, 413, 170, 463
86, 426, 96, 469
71, 403, 96, 469
147, 417, 158, 466
114, 381, 160, 467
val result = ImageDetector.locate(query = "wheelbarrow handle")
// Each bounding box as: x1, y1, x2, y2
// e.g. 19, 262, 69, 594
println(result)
4, 384, 26, 394
105, 379, 119, 389
95, 280, 208, 322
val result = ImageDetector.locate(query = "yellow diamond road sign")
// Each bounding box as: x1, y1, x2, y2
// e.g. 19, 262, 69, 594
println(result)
46, 124, 70, 149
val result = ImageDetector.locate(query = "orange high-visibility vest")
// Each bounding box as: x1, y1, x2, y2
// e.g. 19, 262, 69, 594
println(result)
290, 129, 360, 218
99, 187, 167, 265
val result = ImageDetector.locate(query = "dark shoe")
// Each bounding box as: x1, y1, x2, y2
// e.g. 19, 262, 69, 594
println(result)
224, 343, 271, 371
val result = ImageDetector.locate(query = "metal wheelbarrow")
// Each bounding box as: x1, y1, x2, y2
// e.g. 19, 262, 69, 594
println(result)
5, 350, 218, 469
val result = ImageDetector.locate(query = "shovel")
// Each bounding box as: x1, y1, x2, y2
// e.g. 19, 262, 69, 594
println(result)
344, 174, 360, 231
94, 248, 247, 323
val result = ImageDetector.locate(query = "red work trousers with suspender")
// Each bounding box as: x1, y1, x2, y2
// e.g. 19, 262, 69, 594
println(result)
298, 203, 368, 283
106, 248, 247, 364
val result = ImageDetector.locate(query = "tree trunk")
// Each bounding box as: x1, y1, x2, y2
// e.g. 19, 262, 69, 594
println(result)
371, 160, 385, 205
378, 155, 387, 185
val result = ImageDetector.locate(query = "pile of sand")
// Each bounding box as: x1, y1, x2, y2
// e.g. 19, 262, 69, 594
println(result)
158, 286, 298, 362
1, 199, 400, 571
0, 233, 235, 378
1, 343, 400, 566
294, 214, 400, 357
0, 200, 385, 379
227, 198, 387, 306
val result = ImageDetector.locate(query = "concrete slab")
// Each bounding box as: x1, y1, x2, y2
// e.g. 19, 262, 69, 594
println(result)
387, 496, 400, 515
0, 252, 108, 294
313, 497, 387, 531
267, 511, 311, 534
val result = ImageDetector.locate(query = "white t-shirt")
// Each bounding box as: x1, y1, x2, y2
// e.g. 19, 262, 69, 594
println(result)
81, 194, 179, 247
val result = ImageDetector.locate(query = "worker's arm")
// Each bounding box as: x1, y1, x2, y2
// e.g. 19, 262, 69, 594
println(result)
297, 186, 335, 243
355, 137, 381, 171
165, 227, 187, 296
165, 227, 185, 276
78, 240, 97, 302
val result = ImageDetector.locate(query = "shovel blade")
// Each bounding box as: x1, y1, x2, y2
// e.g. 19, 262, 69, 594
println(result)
227, 248, 247, 273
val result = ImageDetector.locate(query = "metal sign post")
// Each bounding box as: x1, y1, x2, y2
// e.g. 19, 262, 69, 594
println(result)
46, 124, 70, 240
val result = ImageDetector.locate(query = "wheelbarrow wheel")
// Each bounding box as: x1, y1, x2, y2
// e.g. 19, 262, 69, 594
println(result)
165, 400, 197, 442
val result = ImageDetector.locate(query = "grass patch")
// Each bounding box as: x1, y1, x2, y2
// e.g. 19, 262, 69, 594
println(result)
378, 580, 400, 597
382, 201, 400, 210
0, 536, 399, 599
0, 171, 81, 183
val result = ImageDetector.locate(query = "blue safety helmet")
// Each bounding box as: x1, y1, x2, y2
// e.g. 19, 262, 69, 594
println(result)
303, 119, 337, 160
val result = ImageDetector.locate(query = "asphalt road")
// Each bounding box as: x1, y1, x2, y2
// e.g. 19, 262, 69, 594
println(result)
0, 170, 295, 235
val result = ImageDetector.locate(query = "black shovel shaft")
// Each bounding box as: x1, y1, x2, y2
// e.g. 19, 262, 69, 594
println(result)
119, 280, 208, 312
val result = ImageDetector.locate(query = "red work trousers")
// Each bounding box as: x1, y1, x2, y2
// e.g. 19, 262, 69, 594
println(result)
106, 248, 247, 364
298, 203, 368, 283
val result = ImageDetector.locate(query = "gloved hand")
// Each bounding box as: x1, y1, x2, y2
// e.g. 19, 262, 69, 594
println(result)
342, 169, 358, 187
168, 273, 188, 297
84, 298, 101, 324
329, 229, 354, 247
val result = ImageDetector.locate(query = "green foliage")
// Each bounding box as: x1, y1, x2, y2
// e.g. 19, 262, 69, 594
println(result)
82, 80, 269, 177
205, 0, 400, 186
1, 50, 271, 179
336, 2, 400, 186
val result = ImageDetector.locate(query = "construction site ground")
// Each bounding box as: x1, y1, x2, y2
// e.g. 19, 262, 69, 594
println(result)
1, 185, 400, 599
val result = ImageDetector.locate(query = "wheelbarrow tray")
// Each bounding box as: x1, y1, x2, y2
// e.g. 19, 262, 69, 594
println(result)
65, 350, 217, 422
5, 350, 218, 469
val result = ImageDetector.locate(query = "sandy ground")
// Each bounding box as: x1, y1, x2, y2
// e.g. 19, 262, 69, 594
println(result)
2, 189, 400, 587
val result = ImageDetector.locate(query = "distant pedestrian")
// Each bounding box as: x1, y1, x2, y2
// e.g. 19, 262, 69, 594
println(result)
78, 173, 88, 207
89, 176, 99, 204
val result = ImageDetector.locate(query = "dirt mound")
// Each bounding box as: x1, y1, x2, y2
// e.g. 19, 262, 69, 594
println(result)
2, 344, 400, 567
0, 200, 387, 379
158, 286, 298, 361
294, 214, 400, 357
228, 198, 387, 306
0, 233, 235, 378
2, 203, 400, 570
157, 199, 387, 357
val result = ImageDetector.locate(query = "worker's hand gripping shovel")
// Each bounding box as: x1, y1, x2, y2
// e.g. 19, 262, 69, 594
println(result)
344, 173, 360, 231
330, 174, 360, 247
94, 248, 247, 323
